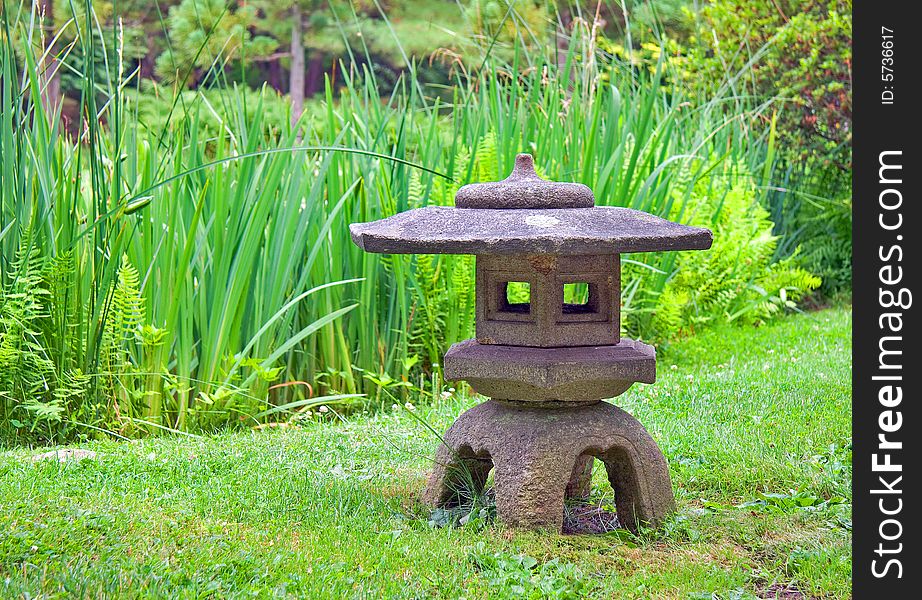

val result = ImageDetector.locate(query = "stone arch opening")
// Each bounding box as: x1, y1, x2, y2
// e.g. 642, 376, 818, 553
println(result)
564, 445, 646, 532
437, 444, 494, 509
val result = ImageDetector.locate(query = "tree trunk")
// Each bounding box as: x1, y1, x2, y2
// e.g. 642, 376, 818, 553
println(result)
140, 42, 157, 80
268, 57, 283, 93
289, 4, 305, 130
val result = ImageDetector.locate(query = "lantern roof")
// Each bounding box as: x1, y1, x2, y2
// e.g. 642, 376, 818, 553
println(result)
349, 153, 712, 256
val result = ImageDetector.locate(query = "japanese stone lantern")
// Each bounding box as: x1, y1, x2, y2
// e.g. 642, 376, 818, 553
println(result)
350, 154, 712, 532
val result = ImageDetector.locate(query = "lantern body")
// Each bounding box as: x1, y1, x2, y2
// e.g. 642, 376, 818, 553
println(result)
475, 253, 620, 348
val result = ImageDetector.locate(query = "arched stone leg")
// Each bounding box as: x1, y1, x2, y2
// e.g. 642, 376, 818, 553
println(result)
422, 400, 674, 532
490, 443, 576, 530
597, 406, 675, 529
597, 442, 673, 530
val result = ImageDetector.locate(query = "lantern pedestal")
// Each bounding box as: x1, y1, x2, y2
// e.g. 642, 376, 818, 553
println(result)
422, 399, 675, 533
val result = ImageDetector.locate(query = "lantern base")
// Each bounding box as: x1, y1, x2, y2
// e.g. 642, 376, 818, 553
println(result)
422, 399, 675, 533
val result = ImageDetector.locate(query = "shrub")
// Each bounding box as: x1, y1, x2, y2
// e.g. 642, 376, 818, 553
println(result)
684, 1, 852, 295
0, 236, 165, 440
688, 0, 851, 173
765, 165, 852, 296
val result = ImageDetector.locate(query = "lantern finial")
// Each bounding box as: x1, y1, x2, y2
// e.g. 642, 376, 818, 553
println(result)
454, 153, 595, 209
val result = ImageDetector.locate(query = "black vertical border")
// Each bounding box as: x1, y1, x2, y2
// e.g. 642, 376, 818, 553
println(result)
853, 1, 918, 596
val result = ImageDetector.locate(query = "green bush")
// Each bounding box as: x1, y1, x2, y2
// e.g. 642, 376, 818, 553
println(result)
683, 0, 851, 294
128, 81, 304, 141
765, 165, 852, 295
154, 0, 277, 83
0, 237, 163, 440
688, 0, 851, 172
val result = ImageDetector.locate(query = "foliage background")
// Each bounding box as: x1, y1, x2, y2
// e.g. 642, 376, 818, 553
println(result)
1, 0, 850, 443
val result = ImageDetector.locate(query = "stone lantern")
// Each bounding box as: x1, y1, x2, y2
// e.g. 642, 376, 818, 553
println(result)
350, 154, 712, 532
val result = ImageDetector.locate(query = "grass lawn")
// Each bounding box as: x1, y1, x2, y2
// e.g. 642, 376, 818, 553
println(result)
0, 308, 852, 599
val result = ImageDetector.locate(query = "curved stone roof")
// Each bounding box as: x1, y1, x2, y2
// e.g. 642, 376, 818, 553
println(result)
349, 205, 713, 255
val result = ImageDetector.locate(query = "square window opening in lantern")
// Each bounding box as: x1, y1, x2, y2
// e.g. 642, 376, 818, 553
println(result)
503, 281, 531, 314
562, 282, 597, 315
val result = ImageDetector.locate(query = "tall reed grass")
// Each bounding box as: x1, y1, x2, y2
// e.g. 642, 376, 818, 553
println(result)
1, 1, 781, 440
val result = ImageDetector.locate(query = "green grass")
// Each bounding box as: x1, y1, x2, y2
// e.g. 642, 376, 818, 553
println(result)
0, 308, 852, 598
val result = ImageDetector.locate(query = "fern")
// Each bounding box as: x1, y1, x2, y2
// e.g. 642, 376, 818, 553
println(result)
625, 164, 822, 341
0, 232, 56, 435
49, 368, 90, 424
98, 257, 147, 432
112, 257, 145, 344
42, 250, 84, 372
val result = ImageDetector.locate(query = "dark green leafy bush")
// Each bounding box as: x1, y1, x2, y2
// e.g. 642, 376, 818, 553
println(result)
684, 0, 852, 294
689, 0, 851, 172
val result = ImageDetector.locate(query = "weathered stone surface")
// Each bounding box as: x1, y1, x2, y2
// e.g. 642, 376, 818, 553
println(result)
349, 206, 713, 256
475, 254, 620, 347
455, 154, 595, 209
565, 455, 595, 500
444, 338, 655, 402
349, 151, 713, 257
422, 399, 676, 532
